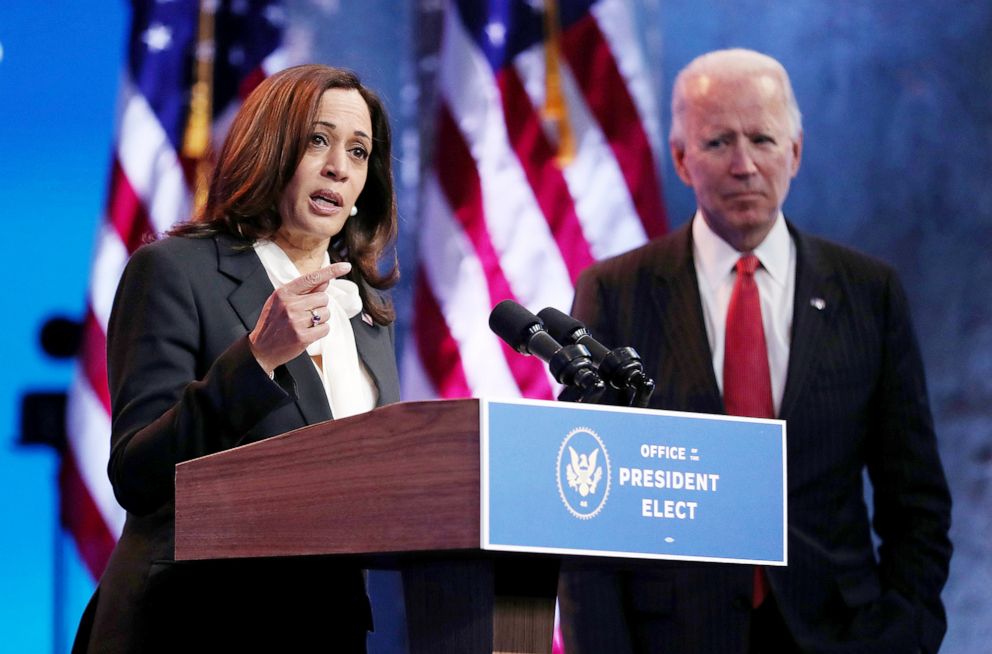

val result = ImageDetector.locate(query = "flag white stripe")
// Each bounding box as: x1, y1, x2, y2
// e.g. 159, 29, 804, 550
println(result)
88, 225, 129, 331
420, 174, 523, 396
66, 376, 125, 536
591, 0, 665, 157
512, 45, 649, 261
439, 8, 573, 312
116, 80, 192, 233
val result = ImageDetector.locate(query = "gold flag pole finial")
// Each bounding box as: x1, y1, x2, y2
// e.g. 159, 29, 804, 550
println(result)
182, 0, 216, 218
542, 0, 575, 167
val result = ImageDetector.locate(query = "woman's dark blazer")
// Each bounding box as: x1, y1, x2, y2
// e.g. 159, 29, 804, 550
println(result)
76, 233, 400, 653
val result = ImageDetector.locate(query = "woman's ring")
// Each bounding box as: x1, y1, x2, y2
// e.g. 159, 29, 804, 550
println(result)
309, 308, 321, 327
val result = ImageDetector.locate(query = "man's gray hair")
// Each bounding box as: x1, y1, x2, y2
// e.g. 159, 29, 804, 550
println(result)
669, 48, 802, 146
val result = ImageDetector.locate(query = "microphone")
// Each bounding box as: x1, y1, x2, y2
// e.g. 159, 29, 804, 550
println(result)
537, 307, 655, 407
538, 307, 610, 362
489, 300, 605, 399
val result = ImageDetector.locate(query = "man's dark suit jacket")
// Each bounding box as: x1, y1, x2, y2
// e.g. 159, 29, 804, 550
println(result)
75, 234, 400, 653
558, 220, 952, 654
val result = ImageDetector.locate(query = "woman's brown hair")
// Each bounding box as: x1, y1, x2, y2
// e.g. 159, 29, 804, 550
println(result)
171, 64, 398, 324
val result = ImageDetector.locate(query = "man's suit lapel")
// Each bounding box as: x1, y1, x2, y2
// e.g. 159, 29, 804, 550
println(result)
215, 234, 334, 424
646, 221, 844, 418
779, 225, 843, 420
650, 225, 724, 414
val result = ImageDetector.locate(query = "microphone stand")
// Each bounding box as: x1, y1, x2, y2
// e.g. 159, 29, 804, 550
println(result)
548, 345, 606, 404
597, 346, 655, 409
535, 307, 654, 408
556, 346, 655, 408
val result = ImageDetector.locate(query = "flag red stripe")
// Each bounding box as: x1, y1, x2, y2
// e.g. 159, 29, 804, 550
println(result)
413, 268, 472, 398
60, 453, 115, 579
108, 159, 155, 253
562, 15, 667, 238
497, 67, 594, 283
239, 65, 268, 100
436, 103, 554, 399
82, 308, 112, 415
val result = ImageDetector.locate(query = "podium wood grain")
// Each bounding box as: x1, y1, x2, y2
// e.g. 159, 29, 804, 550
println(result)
174, 398, 555, 653
175, 398, 481, 560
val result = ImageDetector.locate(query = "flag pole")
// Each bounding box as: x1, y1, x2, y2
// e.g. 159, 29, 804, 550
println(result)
182, 0, 216, 218
542, 0, 575, 168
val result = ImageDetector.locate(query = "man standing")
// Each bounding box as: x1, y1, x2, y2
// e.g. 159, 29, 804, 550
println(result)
557, 49, 952, 654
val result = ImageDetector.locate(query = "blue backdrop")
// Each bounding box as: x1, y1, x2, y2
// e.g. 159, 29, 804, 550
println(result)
1, 1, 989, 652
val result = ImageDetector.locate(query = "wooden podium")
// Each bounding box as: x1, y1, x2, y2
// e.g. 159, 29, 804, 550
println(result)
175, 398, 557, 654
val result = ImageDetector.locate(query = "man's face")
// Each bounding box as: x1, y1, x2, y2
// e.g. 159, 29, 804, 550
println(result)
671, 72, 802, 252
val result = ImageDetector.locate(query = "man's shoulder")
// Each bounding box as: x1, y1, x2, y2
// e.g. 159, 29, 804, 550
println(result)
579, 225, 690, 286
793, 226, 898, 282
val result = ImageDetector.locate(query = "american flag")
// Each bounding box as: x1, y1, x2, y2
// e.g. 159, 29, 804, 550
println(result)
63, 0, 289, 579
403, 0, 667, 403
403, 3, 667, 649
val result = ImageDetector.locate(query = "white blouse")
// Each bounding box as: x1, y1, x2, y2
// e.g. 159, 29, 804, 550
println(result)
253, 240, 377, 418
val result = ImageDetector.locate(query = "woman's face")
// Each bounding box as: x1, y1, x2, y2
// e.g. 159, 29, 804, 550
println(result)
277, 88, 373, 246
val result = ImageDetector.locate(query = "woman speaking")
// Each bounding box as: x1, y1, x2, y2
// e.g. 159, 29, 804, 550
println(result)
74, 65, 399, 653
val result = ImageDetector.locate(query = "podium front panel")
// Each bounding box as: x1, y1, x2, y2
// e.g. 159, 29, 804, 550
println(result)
481, 398, 786, 565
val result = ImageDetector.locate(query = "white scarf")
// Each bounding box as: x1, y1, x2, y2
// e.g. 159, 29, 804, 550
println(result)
253, 240, 377, 418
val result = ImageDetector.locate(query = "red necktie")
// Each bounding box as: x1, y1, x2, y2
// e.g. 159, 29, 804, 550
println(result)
723, 254, 773, 607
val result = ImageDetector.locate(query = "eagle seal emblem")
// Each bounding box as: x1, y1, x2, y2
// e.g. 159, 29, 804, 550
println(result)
556, 427, 611, 519
567, 446, 602, 497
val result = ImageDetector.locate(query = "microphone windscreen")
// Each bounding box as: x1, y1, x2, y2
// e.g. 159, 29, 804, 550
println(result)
489, 300, 542, 353
537, 307, 585, 344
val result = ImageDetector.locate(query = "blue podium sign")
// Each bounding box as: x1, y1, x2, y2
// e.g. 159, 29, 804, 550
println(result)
480, 398, 786, 565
